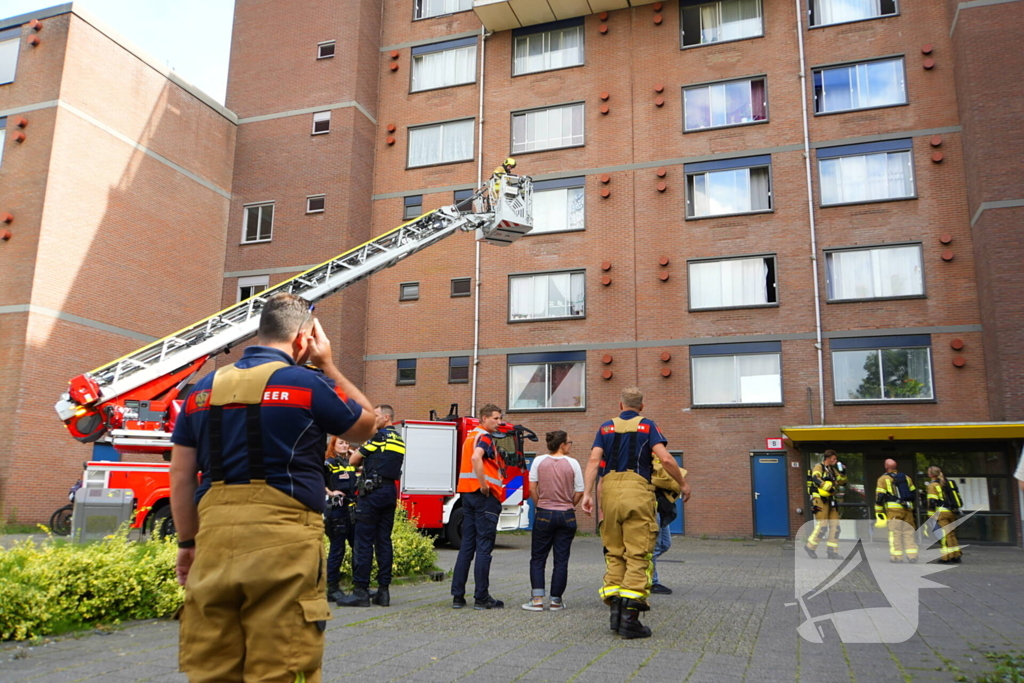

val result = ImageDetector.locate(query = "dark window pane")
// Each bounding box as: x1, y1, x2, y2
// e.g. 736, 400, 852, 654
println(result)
318, 42, 335, 58
259, 205, 273, 239
307, 196, 325, 212
451, 278, 471, 297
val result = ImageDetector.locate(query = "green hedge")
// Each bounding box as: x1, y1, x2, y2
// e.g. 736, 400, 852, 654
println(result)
0, 507, 437, 641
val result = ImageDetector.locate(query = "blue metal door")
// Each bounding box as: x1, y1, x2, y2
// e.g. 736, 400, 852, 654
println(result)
752, 453, 788, 537
668, 453, 685, 535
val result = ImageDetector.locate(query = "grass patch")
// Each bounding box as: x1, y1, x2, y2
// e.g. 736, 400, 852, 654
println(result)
973, 652, 1024, 683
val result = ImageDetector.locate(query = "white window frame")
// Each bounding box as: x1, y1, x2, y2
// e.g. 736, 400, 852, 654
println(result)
691, 351, 782, 406
507, 357, 587, 411
237, 275, 269, 302
825, 244, 924, 301
414, 0, 473, 20
810, 0, 898, 27
529, 178, 585, 235
411, 41, 477, 92
680, 0, 764, 48
818, 148, 915, 206
508, 270, 586, 322
686, 161, 773, 218
813, 57, 907, 115
832, 345, 934, 402
0, 29, 20, 85
688, 255, 777, 311
312, 111, 331, 135
683, 77, 768, 132
317, 41, 336, 59
306, 195, 325, 214
511, 103, 585, 155
407, 118, 475, 168
513, 24, 585, 76
0, 119, 6, 168
241, 202, 274, 244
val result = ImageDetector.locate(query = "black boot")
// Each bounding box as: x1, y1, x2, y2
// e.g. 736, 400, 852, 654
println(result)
618, 599, 652, 639
372, 587, 391, 607
826, 549, 844, 560
338, 587, 371, 607
327, 582, 346, 604
608, 597, 621, 632
804, 547, 818, 559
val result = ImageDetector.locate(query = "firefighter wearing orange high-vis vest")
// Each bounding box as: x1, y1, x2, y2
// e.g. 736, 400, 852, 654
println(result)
874, 459, 919, 563
804, 450, 847, 560
926, 465, 963, 564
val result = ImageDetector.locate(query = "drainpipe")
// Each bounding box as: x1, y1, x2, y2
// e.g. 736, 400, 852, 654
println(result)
795, 0, 826, 425
470, 26, 490, 416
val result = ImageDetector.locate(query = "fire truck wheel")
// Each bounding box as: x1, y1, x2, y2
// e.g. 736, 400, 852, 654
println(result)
148, 506, 176, 539
445, 507, 464, 549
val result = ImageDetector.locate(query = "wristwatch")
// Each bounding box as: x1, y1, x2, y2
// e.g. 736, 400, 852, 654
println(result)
177, 539, 196, 549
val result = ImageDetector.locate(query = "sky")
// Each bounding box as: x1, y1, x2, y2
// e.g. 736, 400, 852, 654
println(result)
0, 0, 235, 103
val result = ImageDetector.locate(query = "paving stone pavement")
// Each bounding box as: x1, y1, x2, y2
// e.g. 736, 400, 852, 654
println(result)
2, 534, 1022, 682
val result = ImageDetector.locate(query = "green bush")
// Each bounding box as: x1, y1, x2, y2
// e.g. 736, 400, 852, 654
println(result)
329, 505, 439, 583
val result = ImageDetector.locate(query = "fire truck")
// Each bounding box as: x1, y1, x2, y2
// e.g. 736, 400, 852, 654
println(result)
57, 168, 534, 540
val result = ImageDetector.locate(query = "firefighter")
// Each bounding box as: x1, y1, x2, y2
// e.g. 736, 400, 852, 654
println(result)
804, 449, 847, 560
450, 403, 507, 610
926, 465, 963, 563
874, 459, 918, 563
324, 436, 357, 603
169, 293, 376, 683
339, 405, 405, 608
581, 387, 686, 639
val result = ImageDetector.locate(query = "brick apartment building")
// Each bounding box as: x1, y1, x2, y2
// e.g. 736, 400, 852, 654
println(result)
2, 0, 1022, 543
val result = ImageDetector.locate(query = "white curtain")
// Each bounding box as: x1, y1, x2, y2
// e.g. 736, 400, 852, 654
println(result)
0, 128, 5, 167
820, 150, 912, 204
549, 362, 585, 408
692, 356, 736, 404
532, 187, 584, 234
0, 37, 18, 84
514, 27, 583, 75
737, 354, 781, 403
408, 120, 473, 167
701, 0, 761, 43
816, 0, 882, 25
684, 87, 711, 130
509, 364, 546, 409
408, 126, 440, 167
690, 258, 768, 309
513, 104, 583, 153
418, 0, 472, 19
830, 246, 922, 299
412, 45, 476, 91
694, 353, 780, 404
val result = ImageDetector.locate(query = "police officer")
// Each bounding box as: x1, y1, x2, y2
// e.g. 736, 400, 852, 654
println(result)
582, 387, 686, 639
169, 293, 376, 683
926, 465, 963, 564
339, 404, 405, 608
324, 436, 357, 603
874, 459, 919, 563
804, 449, 847, 560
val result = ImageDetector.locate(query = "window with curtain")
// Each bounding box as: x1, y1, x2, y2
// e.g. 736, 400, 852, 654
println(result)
511, 104, 585, 154
408, 119, 474, 167
826, 245, 923, 300
415, 0, 473, 20
819, 149, 913, 205
530, 178, 585, 234
810, 0, 897, 26
691, 352, 782, 405
0, 118, 6, 168
681, 0, 763, 46
237, 275, 269, 302
513, 24, 584, 75
813, 58, 906, 113
509, 271, 585, 320
449, 356, 470, 383
684, 77, 767, 130
242, 203, 274, 243
508, 352, 586, 410
0, 28, 19, 84
411, 39, 477, 92
687, 163, 772, 217
833, 346, 932, 401
397, 359, 417, 385
689, 256, 777, 309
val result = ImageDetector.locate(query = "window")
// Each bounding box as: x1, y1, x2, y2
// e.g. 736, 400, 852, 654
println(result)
415, 0, 473, 20
449, 356, 470, 383
530, 177, 585, 234
242, 203, 274, 243
454, 189, 474, 213
317, 41, 336, 59
397, 359, 417, 385
826, 244, 923, 301
399, 282, 419, 301
451, 277, 472, 297
0, 118, 5, 168
813, 58, 906, 114
689, 255, 777, 310
818, 139, 914, 205
408, 119, 474, 168
508, 351, 586, 410
686, 155, 772, 218
691, 342, 782, 406
306, 195, 325, 214
0, 28, 19, 84
513, 19, 584, 76
238, 275, 269, 302
412, 38, 476, 92
810, 0, 897, 26
684, 77, 767, 131
509, 271, 585, 321
831, 335, 933, 401
511, 103, 584, 155
312, 111, 331, 134
404, 195, 422, 220
681, 0, 763, 47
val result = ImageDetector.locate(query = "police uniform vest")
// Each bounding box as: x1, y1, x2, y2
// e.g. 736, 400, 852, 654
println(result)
457, 427, 505, 498
599, 416, 652, 480
325, 457, 357, 497
361, 426, 405, 481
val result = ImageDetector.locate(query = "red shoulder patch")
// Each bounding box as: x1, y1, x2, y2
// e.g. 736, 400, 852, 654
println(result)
637, 423, 650, 433
334, 386, 349, 401
261, 385, 312, 408
601, 425, 615, 434
186, 390, 210, 414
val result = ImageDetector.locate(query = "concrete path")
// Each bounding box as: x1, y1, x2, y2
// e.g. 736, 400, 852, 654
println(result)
2, 534, 1022, 682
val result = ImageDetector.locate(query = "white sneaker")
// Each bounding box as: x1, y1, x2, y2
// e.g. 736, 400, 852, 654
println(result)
521, 597, 545, 611
549, 597, 565, 611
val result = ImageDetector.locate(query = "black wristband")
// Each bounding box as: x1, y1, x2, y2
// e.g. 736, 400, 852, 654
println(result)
177, 539, 196, 549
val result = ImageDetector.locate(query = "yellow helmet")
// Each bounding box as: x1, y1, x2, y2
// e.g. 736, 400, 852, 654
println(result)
817, 480, 834, 497
503, 157, 516, 169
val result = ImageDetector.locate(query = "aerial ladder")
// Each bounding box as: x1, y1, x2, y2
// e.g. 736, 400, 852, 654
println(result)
55, 168, 533, 456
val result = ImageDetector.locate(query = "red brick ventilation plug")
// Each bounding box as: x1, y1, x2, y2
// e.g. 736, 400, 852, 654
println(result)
0, 229, 11, 241
10, 116, 27, 128
28, 19, 42, 31
0, 212, 13, 223
28, 35, 40, 47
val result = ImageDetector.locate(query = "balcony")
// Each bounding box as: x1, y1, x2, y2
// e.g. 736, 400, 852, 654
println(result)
473, 0, 659, 32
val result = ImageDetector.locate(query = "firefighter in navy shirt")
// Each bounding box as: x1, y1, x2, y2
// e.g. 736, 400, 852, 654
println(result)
582, 387, 686, 640
324, 436, 358, 603
170, 293, 376, 683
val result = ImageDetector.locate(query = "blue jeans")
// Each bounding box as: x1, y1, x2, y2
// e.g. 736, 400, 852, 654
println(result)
530, 508, 577, 598
651, 514, 672, 585
352, 484, 397, 590
450, 491, 501, 601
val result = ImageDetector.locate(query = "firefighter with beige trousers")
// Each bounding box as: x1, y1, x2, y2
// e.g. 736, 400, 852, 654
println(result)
804, 449, 847, 560
874, 459, 919, 563
926, 465, 963, 563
